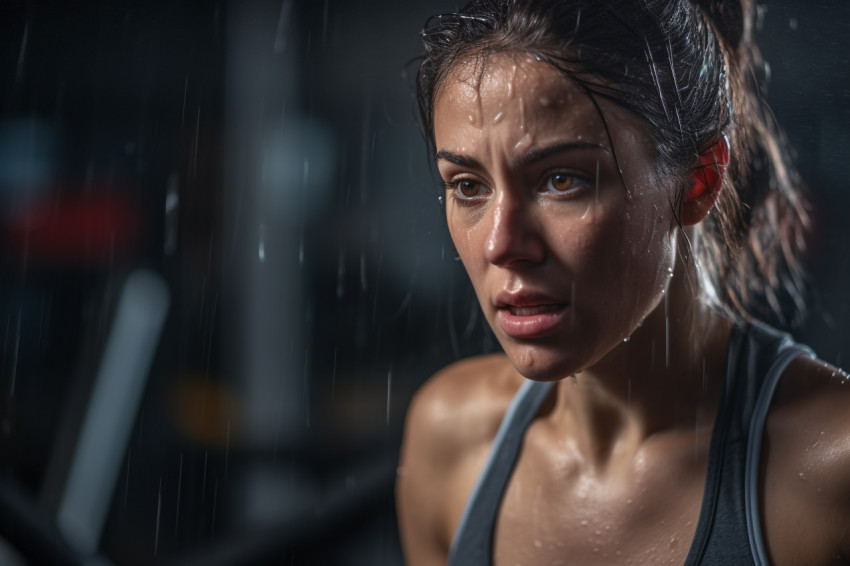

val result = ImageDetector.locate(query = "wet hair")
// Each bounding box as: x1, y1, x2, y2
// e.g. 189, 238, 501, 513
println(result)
417, 0, 809, 324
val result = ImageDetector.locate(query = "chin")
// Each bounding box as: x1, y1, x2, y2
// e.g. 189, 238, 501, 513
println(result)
504, 344, 581, 383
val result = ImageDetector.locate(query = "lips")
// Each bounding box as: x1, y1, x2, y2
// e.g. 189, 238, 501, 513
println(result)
494, 292, 568, 339
504, 304, 562, 316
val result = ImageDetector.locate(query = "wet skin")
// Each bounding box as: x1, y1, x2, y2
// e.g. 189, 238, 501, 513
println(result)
434, 53, 678, 382
397, 54, 850, 566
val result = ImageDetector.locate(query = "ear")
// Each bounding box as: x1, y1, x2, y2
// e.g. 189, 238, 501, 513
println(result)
681, 136, 730, 226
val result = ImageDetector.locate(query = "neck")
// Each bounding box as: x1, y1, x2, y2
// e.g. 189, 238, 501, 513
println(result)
546, 261, 734, 470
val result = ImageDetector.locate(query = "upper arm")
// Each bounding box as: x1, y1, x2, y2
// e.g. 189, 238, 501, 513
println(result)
762, 356, 850, 564
396, 375, 455, 566
396, 355, 514, 566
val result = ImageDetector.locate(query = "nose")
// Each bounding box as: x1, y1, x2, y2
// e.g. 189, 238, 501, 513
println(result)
484, 192, 545, 267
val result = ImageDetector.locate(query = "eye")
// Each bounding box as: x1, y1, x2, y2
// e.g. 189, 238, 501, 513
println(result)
442, 178, 488, 204
457, 179, 482, 197
547, 173, 575, 192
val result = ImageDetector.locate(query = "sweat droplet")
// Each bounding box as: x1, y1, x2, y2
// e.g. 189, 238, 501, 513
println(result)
514, 132, 532, 151
623, 336, 631, 343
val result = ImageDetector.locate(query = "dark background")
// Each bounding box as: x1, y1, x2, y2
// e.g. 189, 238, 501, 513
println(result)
0, 1, 848, 565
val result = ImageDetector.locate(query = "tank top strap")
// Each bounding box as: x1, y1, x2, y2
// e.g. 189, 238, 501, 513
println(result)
448, 378, 555, 566
687, 321, 814, 565
743, 324, 815, 565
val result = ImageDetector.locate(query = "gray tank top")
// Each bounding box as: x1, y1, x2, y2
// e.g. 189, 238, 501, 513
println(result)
447, 322, 814, 565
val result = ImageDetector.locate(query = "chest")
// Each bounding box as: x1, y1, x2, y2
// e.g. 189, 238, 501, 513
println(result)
491, 435, 709, 566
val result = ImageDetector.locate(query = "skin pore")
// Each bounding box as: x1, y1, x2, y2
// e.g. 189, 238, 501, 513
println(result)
397, 51, 850, 566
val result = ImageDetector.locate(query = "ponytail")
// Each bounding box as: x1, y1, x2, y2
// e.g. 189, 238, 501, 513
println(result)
695, 0, 810, 324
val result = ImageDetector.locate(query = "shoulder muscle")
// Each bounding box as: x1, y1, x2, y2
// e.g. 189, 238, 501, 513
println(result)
396, 354, 519, 566
763, 355, 850, 564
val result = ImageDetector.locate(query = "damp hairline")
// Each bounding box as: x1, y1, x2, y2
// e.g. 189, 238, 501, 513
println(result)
430, 44, 685, 190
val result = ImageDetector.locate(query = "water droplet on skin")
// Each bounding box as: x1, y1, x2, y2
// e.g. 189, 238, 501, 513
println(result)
623, 336, 631, 343
514, 131, 532, 151
798, 472, 806, 480
667, 266, 674, 277
493, 111, 504, 123
580, 519, 588, 526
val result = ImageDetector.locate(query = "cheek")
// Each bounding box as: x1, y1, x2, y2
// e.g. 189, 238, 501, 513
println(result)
447, 211, 487, 284
565, 203, 673, 287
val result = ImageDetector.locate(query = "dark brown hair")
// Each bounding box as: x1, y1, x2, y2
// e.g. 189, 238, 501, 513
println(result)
417, 0, 809, 324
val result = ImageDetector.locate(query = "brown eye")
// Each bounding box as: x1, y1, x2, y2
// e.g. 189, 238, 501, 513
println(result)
549, 173, 574, 192
459, 180, 481, 197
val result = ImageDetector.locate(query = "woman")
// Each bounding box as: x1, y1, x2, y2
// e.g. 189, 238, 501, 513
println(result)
396, 0, 850, 564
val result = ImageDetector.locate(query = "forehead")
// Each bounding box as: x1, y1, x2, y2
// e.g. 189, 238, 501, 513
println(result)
435, 52, 592, 123
433, 52, 658, 172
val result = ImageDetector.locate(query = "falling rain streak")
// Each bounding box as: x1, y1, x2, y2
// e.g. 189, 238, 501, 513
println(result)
154, 478, 162, 556
386, 366, 392, 426
175, 454, 183, 535
1, 3, 844, 566
14, 24, 29, 86
665, 292, 670, 368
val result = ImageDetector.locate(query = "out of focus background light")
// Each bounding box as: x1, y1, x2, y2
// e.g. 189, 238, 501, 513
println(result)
0, 1, 848, 565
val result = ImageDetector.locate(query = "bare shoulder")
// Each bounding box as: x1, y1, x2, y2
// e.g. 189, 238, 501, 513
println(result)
406, 354, 521, 456
762, 354, 850, 565
396, 354, 522, 566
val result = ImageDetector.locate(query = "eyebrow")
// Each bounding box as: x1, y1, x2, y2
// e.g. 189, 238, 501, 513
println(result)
435, 141, 607, 170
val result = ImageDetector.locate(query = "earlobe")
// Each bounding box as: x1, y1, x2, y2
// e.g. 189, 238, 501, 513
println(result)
681, 136, 730, 226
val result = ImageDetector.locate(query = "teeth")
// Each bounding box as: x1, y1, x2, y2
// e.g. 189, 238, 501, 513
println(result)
508, 304, 561, 316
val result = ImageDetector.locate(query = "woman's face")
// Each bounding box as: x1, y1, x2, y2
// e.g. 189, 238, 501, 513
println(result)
433, 54, 680, 380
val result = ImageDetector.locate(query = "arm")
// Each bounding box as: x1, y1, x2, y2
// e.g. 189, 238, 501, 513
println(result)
761, 356, 850, 565
396, 376, 454, 566
396, 355, 517, 566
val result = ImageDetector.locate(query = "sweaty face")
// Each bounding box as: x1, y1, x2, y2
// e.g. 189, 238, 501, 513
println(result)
434, 54, 679, 380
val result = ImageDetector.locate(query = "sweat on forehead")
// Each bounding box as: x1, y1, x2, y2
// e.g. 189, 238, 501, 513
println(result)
435, 54, 601, 134
433, 53, 658, 174
436, 52, 579, 105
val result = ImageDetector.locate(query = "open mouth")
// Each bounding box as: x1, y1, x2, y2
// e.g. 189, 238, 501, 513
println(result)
504, 304, 565, 316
